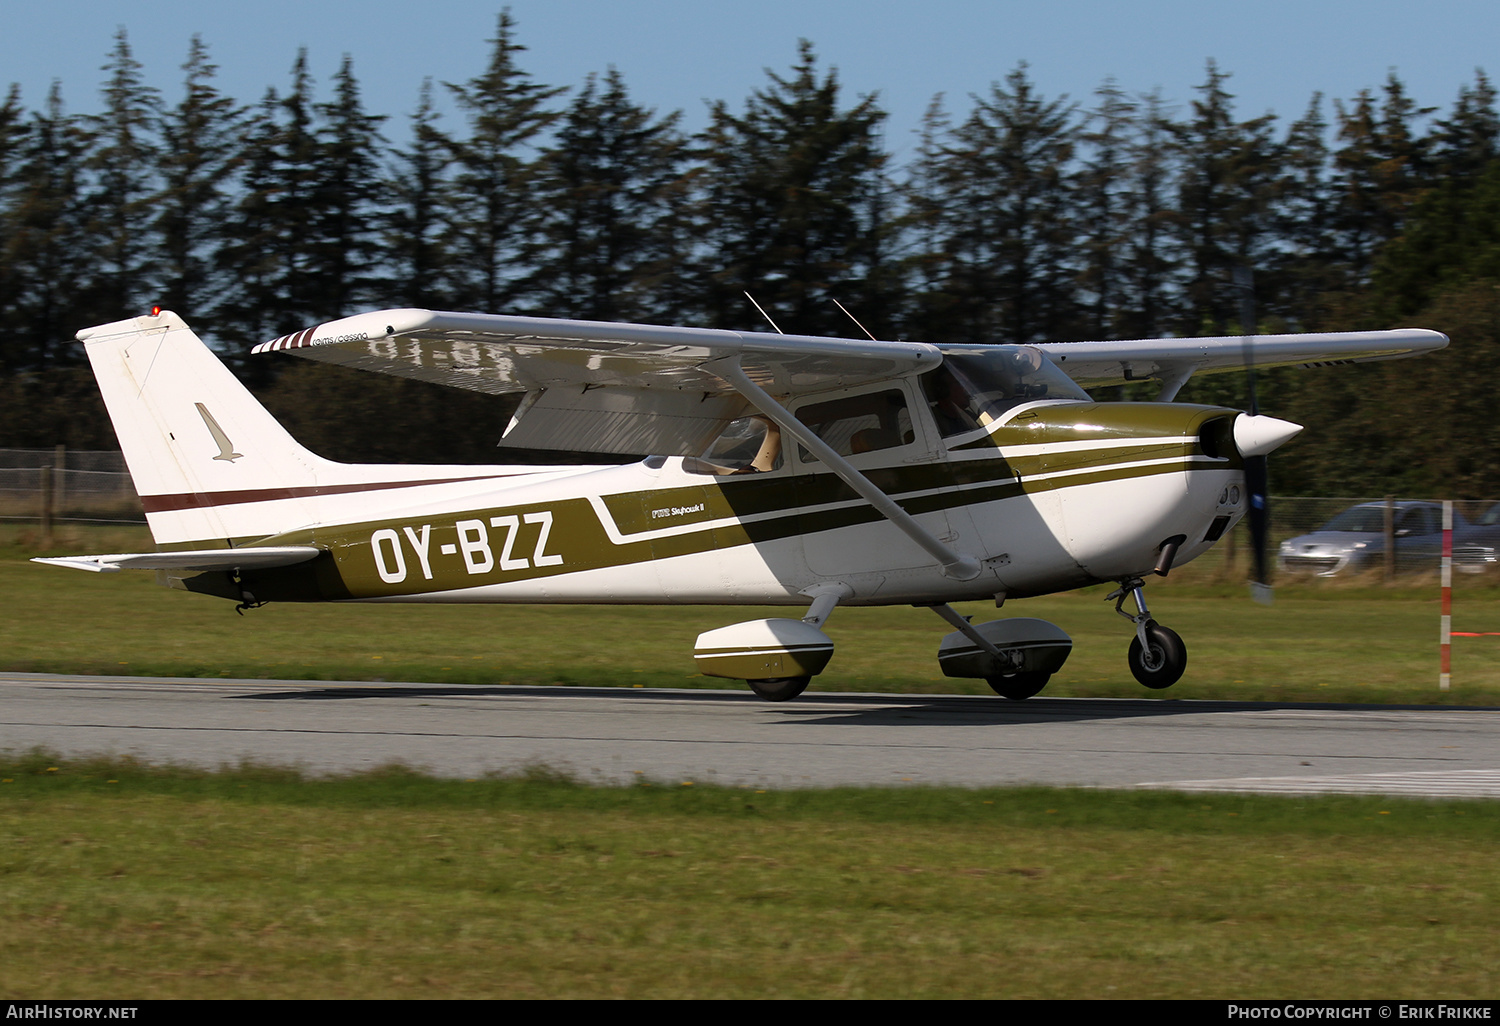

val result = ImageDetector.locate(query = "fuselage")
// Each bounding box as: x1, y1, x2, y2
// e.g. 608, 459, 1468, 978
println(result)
205, 396, 1248, 609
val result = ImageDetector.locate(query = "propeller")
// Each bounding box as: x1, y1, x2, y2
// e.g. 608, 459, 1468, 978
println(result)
1234, 266, 1283, 606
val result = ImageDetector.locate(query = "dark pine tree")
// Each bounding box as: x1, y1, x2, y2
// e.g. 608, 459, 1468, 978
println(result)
1270, 93, 1339, 326
84, 28, 160, 323
433, 9, 564, 312
1074, 79, 1136, 340
527, 68, 691, 322
1331, 74, 1435, 289
386, 78, 451, 309
153, 35, 243, 321
1430, 69, 1499, 186
7, 84, 93, 371
308, 55, 387, 318
695, 40, 889, 337
904, 63, 1077, 345
0, 84, 31, 373
1171, 61, 1281, 335
1114, 89, 1180, 339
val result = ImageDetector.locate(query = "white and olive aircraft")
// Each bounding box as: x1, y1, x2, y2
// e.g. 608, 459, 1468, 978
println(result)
36, 308, 1446, 701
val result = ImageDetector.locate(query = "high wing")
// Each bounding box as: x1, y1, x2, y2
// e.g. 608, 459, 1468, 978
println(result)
255, 309, 941, 455
254, 310, 1447, 451
1036, 328, 1448, 396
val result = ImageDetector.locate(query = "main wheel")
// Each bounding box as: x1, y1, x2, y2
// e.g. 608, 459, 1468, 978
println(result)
1127, 624, 1187, 689
985, 672, 1050, 700
747, 676, 811, 702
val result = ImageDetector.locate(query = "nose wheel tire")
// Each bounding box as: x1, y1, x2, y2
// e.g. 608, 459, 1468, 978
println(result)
985, 672, 1051, 700
1127, 624, 1186, 689
747, 676, 811, 702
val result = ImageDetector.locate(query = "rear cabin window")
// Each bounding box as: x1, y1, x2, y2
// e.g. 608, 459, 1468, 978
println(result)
795, 389, 913, 462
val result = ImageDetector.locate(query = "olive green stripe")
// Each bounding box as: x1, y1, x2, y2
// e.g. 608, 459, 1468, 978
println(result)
604, 441, 1202, 539
227, 448, 1227, 602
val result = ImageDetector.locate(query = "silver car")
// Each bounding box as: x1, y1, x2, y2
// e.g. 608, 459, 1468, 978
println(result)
1278, 501, 1493, 577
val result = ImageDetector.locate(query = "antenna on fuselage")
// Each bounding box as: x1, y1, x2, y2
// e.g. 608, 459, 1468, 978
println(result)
743, 292, 784, 334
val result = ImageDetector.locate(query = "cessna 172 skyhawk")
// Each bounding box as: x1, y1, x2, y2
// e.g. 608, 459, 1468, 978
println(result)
36, 308, 1446, 701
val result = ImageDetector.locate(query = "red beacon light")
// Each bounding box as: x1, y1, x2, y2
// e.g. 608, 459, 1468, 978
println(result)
150, 306, 162, 317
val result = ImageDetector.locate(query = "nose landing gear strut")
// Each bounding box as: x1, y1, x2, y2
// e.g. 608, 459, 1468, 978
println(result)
1106, 577, 1187, 690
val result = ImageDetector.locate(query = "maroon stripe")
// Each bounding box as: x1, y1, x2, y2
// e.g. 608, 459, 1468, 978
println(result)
141, 474, 516, 513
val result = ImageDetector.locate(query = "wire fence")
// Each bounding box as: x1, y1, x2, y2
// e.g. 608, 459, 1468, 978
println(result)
1186, 496, 1500, 581
0, 448, 145, 526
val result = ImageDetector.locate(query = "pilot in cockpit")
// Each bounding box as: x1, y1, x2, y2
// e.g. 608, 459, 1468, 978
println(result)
686, 415, 782, 475
926, 365, 985, 437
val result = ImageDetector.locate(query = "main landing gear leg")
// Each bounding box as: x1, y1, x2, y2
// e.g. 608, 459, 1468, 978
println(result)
735, 584, 849, 703
1106, 577, 1187, 690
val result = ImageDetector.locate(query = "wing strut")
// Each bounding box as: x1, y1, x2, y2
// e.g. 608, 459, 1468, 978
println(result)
709, 357, 982, 582
1154, 363, 1200, 402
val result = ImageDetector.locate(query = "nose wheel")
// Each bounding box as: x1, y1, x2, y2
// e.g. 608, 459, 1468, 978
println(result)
1127, 623, 1186, 688
1108, 578, 1187, 690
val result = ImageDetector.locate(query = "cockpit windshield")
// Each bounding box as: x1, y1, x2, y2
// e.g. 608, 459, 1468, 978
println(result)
921, 346, 1089, 438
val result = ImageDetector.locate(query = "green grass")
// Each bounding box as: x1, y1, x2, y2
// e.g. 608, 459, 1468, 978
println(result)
6, 532, 1499, 999
5, 524, 1499, 704
1, 752, 1496, 999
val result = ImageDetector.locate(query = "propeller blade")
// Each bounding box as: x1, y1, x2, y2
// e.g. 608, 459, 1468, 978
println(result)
1244, 453, 1273, 605
1235, 266, 1274, 605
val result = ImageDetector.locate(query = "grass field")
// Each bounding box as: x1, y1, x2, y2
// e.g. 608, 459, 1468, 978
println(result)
1, 753, 1497, 1000
5, 524, 1500, 705
4, 528, 1500, 999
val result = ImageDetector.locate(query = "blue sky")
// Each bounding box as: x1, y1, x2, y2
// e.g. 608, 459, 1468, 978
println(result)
8, 0, 1497, 158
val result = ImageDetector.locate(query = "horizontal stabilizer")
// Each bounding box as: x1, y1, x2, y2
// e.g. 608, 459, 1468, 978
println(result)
32, 546, 322, 574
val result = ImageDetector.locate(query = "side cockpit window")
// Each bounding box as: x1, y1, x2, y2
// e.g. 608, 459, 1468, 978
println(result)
922, 347, 1088, 438
683, 416, 783, 476
793, 389, 913, 462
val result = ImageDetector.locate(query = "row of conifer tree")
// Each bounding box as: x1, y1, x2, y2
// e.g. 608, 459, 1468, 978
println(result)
4, 12, 1499, 495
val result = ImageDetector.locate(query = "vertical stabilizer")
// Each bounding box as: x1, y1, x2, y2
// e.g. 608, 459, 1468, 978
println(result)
78, 311, 330, 545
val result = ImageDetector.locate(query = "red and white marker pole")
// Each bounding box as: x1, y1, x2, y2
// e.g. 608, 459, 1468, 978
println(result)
1441, 500, 1452, 692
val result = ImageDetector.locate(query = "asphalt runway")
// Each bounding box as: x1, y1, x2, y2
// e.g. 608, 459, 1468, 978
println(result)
3, 671, 1499, 796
